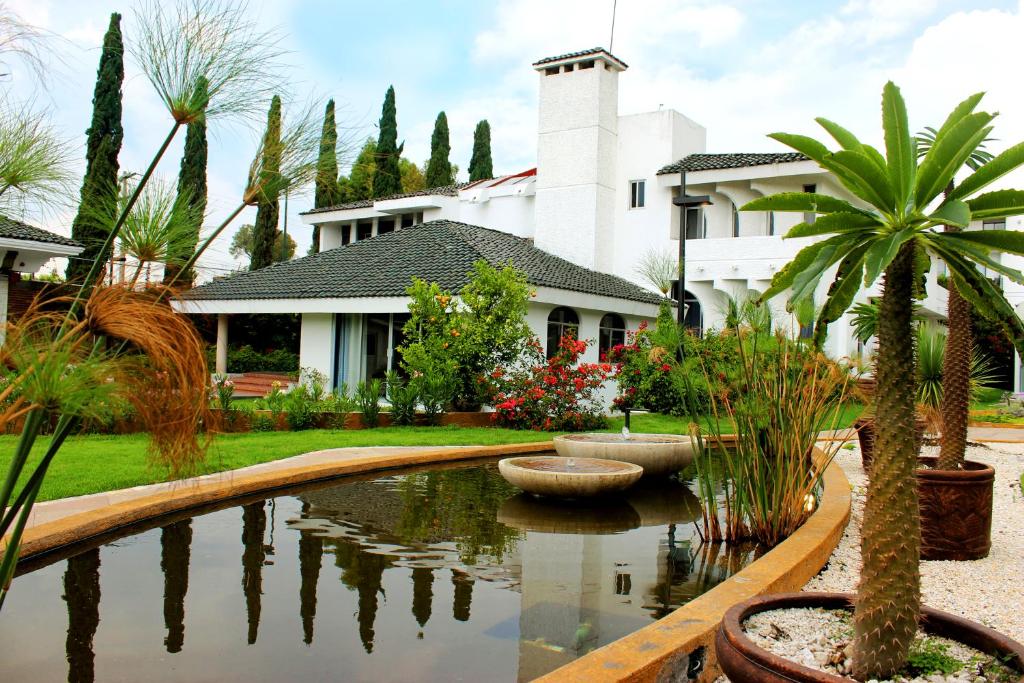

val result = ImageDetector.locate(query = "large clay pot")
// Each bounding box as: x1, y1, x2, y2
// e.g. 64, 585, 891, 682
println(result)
917, 456, 995, 561
716, 592, 1024, 683
854, 417, 926, 472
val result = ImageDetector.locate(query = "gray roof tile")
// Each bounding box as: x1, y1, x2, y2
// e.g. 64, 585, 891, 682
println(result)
657, 152, 809, 175
0, 215, 81, 248
185, 219, 663, 305
533, 47, 628, 69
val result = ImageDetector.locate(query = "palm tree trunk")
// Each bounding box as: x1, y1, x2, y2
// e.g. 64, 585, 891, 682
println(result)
938, 185, 972, 470
853, 241, 921, 680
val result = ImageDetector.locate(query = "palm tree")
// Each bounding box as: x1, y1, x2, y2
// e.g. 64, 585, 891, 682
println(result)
744, 83, 1024, 680
917, 126, 993, 469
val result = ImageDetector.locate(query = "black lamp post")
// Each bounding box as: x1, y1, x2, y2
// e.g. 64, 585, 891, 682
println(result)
671, 171, 713, 339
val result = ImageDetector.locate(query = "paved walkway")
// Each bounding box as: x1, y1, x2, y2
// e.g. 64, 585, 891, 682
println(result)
18, 446, 468, 533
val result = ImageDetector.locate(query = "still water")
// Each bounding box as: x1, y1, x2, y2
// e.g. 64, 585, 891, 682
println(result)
0, 458, 758, 682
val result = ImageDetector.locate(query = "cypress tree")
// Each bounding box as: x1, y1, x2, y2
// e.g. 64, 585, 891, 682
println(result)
164, 77, 208, 285
250, 96, 282, 271
372, 86, 402, 198
67, 13, 124, 282
468, 120, 493, 181
311, 99, 340, 254
424, 111, 453, 188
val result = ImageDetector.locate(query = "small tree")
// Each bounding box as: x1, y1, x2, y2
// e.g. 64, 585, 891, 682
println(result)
230, 223, 295, 265
372, 85, 402, 198
311, 99, 340, 254
468, 120, 493, 181
400, 261, 532, 410
250, 95, 282, 271
425, 111, 454, 187
67, 12, 124, 282
746, 83, 1024, 680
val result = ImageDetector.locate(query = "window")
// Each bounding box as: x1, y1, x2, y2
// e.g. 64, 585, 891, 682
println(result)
799, 320, 814, 339
684, 207, 704, 239
579, 59, 595, 70
731, 201, 740, 237
564, 63, 574, 72
400, 214, 415, 229
670, 285, 703, 333
341, 224, 352, 245
983, 219, 1006, 230
545, 66, 558, 76
546, 307, 579, 358
802, 184, 817, 225
356, 221, 373, 241
767, 211, 775, 236
598, 313, 627, 359
630, 180, 646, 209
377, 218, 395, 235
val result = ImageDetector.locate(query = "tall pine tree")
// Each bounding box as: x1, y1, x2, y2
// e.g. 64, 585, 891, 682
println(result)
468, 120, 493, 181
311, 99, 340, 254
67, 13, 124, 282
424, 111, 453, 188
164, 77, 208, 286
250, 96, 281, 271
372, 86, 402, 198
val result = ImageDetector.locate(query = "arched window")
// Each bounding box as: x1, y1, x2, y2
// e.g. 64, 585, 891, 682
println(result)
683, 291, 702, 334
546, 307, 579, 357
598, 313, 627, 359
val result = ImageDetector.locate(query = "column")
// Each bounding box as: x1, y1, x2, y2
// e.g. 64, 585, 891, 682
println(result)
0, 273, 8, 346
216, 314, 229, 375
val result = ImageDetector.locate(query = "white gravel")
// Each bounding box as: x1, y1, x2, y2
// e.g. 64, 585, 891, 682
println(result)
806, 442, 1024, 642
717, 441, 1024, 681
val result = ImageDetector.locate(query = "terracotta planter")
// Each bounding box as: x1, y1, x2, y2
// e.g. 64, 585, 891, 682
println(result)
854, 417, 926, 472
917, 456, 994, 561
716, 592, 1024, 683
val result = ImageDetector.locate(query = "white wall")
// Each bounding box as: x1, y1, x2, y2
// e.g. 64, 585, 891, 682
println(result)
299, 313, 334, 382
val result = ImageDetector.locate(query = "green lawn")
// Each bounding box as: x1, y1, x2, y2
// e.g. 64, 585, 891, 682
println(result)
1, 406, 863, 503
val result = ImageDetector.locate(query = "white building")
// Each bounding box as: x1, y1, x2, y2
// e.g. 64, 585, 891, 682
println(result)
176, 47, 973, 394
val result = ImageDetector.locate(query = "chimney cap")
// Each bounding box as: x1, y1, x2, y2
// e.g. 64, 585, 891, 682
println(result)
532, 47, 628, 71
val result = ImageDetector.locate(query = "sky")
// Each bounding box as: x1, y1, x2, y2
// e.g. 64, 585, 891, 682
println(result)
4, 0, 1024, 280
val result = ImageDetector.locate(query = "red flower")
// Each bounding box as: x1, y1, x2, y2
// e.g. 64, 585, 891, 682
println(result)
660, 363, 672, 372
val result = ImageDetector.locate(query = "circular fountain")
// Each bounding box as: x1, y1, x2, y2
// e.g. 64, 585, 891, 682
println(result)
497, 455, 643, 498
552, 432, 694, 477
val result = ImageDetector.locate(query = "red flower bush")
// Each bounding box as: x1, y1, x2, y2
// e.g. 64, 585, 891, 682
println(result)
487, 335, 609, 431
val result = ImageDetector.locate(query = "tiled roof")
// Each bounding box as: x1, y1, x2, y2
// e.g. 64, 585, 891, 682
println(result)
184, 219, 663, 305
0, 215, 82, 248
657, 153, 809, 175
533, 48, 628, 69
300, 184, 470, 216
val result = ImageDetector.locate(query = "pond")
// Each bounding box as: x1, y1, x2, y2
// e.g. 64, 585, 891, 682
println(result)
0, 457, 760, 682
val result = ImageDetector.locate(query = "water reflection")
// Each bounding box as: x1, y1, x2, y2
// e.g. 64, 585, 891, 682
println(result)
241, 502, 267, 645
297, 502, 323, 646
451, 569, 473, 622
63, 548, 100, 683
160, 519, 192, 653
0, 461, 761, 683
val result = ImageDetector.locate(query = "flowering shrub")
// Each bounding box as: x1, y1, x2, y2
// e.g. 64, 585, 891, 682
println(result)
606, 321, 691, 415
211, 374, 235, 412
487, 335, 610, 431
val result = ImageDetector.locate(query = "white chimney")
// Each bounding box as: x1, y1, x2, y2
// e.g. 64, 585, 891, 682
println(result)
532, 48, 626, 273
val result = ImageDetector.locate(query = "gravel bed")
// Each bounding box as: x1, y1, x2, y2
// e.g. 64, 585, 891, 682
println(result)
806, 442, 1024, 641
742, 606, 1016, 681
716, 441, 1024, 681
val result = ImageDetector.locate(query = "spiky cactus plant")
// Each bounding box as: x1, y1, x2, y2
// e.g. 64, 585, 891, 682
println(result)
744, 84, 1024, 680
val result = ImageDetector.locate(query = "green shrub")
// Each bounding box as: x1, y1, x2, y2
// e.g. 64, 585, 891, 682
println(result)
399, 260, 532, 411
284, 386, 316, 431
255, 382, 287, 417
385, 371, 418, 426
205, 344, 299, 373
250, 413, 275, 432
416, 373, 454, 425
356, 379, 383, 428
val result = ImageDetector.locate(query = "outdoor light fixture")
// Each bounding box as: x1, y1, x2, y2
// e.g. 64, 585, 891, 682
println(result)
672, 171, 713, 337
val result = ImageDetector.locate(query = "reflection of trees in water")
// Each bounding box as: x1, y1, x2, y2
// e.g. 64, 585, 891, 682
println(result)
160, 519, 192, 653
451, 569, 473, 622
298, 503, 323, 646
394, 466, 522, 563
411, 567, 433, 628
64, 548, 101, 683
241, 502, 267, 645
328, 537, 392, 653
647, 536, 761, 619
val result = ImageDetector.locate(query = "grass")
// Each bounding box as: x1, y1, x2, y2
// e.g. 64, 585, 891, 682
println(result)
0, 404, 864, 503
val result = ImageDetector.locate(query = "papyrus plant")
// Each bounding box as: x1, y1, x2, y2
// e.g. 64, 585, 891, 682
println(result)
691, 305, 850, 548
743, 83, 1024, 680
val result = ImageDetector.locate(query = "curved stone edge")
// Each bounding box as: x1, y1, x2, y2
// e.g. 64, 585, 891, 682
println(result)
534, 447, 852, 683
4, 441, 554, 561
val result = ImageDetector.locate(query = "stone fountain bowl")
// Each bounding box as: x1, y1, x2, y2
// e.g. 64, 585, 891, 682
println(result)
497, 456, 643, 498
553, 433, 694, 477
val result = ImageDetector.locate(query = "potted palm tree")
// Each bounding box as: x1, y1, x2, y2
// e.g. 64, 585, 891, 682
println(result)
715, 83, 1024, 681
